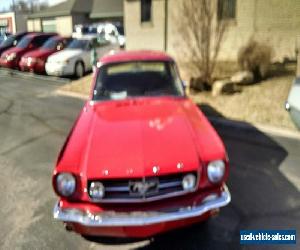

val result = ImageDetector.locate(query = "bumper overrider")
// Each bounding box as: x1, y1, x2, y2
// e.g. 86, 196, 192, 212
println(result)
53, 185, 230, 236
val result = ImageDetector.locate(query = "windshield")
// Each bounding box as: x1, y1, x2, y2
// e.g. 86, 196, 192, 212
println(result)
93, 61, 184, 101
41, 38, 59, 49
67, 39, 89, 50
17, 36, 31, 49
1, 35, 15, 47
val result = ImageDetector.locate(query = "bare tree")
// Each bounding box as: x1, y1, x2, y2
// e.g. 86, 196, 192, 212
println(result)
10, 0, 48, 13
176, 0, 228, 87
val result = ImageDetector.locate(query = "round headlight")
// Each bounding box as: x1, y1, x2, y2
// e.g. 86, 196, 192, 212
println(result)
182, 174, 196, 191
89, 182, 105, 199
207, 160, 225, 183
56, 173, 76, 197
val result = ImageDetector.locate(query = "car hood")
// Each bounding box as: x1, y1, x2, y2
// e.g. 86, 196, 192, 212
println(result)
58, 97, 226, 180
47, 49, 83, 62
23, 48, 55, 59
0, 45, 12, 55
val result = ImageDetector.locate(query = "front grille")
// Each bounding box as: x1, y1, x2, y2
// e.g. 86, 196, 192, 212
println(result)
88, 172, 198, 203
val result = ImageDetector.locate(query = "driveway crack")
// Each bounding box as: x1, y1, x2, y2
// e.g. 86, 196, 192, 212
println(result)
0, 131, 52, 156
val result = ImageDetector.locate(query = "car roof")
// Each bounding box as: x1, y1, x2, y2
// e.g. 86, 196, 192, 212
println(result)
26, 32, 57, 38
99, 50, 174, 65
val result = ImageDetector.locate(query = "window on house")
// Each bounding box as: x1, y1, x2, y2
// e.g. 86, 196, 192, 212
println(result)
141, 0, 152, 23
42, 19, 57, 32
218, 0, 236, 20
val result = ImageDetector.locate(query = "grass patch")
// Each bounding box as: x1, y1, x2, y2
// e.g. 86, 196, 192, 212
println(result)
191, 72, 296, 130
60, 74, 93, 97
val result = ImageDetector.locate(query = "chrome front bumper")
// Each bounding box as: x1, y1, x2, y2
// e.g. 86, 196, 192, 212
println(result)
53, 185, 231, 227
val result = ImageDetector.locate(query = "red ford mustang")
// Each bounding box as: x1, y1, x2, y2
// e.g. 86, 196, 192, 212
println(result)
52, 50, 231, 238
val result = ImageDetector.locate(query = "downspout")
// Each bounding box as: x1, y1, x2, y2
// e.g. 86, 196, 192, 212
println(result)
164, 0, 168, 51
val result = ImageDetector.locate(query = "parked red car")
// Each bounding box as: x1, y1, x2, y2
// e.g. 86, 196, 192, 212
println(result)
52, 51, 231, 238
19, 36, 72, 74
0, 32, 34, 56
0, 33, 56, 69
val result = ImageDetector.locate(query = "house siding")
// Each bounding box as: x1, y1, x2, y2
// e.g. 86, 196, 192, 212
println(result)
27, 16, 73, 35
124, 0, 165, 51
216, 0, 300, 61
56, 16, 73, 36
125, 0, 300, 62
27, 19, 42, 32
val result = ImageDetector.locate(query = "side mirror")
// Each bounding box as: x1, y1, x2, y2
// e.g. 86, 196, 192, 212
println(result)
28, 43, 33, 49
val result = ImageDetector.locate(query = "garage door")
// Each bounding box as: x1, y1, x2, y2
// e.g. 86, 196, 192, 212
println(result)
42, 19, 57, 32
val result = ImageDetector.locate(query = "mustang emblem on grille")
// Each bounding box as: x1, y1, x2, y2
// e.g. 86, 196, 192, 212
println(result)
129, 179, 159, 196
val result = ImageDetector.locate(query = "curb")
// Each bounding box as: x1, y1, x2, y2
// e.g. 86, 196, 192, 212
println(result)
0, 68, 71, 85
209, 116, 300, 140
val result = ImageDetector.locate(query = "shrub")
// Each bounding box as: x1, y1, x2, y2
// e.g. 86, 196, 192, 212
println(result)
238, 40, 273, 81
176, 0, 228, 88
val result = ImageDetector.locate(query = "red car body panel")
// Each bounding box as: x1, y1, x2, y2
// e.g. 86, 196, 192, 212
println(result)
19, 48, 52, 73
53, 50, 230, 238
0, 46, 24, 68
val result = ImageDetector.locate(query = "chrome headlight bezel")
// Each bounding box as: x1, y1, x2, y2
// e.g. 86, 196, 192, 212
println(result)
182, 173, 197, 191
89, 181, 105, 200
207, 160, 226, 183
56, 173, 76, 197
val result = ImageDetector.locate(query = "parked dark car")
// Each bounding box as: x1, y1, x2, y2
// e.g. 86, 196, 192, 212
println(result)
0, 33, 57, 69
0, 32, 11, 45
19, 36, 72, 74
286, 77, 300, 129
0, 32, 33, 56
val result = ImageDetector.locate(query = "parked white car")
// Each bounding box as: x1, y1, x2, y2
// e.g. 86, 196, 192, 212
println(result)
73, 22, 125, 48
45, 36, 118, 78
286, 77, 300, 129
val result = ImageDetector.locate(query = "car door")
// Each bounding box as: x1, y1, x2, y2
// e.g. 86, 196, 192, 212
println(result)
80, 41, 93, 71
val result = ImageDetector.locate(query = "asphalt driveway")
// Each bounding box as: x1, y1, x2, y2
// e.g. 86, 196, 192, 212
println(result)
0, 75, 299, 250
